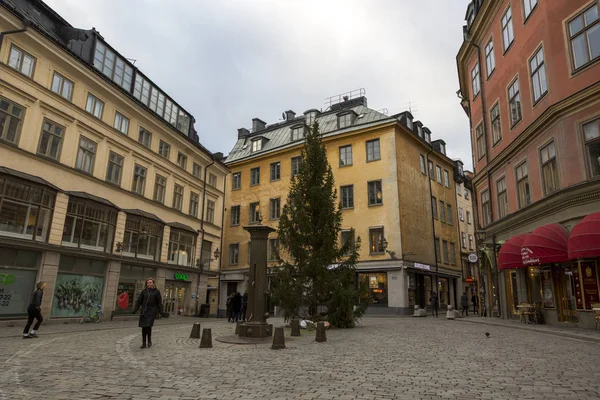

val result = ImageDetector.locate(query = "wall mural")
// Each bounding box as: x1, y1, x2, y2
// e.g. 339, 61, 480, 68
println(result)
51, 274, 104, 317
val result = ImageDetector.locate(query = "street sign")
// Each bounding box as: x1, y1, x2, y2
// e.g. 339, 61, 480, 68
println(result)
468, 253, 478, 263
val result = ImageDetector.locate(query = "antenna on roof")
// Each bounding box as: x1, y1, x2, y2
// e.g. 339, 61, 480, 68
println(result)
408, 101, 418, 116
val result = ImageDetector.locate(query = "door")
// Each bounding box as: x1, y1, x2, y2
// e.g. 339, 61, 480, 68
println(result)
554, 265, 578, 323
507, 271, 519, 317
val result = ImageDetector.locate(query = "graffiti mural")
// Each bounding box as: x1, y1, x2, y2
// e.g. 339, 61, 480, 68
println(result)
51, 274, 104, 317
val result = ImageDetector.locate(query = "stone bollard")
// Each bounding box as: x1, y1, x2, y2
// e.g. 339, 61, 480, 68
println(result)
271, 327, 286, 350
446, 305, 455, 320
413, 305, 426, 317
190, 323, 201, 339
315, 322, 327, 343
290, 318, 301, 337
199, 328, 212, 348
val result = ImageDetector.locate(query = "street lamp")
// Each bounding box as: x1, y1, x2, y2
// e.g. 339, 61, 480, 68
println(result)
381, 237, 398, 260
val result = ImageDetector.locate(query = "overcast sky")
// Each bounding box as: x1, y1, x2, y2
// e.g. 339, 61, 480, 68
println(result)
45, 0, 473, 170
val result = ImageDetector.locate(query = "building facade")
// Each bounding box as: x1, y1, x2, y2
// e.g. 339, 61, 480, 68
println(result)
457, 0, 600, 327
0, 0, 228, 321
221, 93, 463, 316
454, 164, 477, 299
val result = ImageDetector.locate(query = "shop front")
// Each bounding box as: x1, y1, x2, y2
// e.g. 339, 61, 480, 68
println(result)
114, 265, 157, 314
164, 269, 192, 316
0, 247, 40, 319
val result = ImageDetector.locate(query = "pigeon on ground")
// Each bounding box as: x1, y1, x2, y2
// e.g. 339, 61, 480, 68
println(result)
485, 332, 490, 337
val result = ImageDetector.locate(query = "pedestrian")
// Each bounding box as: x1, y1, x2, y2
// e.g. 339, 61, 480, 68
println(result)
232, 292, 242, 322
23, 281, 46, 339
471, 292, 479, 315
429, 292, 439, 318
132, 277, 166, 349
461, 291, 469, 316
226, 293, 234, 322
241, 291, 248, 322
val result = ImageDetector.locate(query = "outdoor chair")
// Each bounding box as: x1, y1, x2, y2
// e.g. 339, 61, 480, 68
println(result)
518, 302, 532, 324
532, 301, 543, 324
592, 303, 600, 331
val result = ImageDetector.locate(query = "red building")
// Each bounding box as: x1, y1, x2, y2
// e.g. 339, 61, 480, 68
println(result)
456, 0, 600, 327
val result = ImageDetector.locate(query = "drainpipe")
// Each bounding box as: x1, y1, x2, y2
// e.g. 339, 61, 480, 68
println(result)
0, 22, 29, 51
217, 173, 227, 318
195, 155, 215, 316
425, 148, 439, 300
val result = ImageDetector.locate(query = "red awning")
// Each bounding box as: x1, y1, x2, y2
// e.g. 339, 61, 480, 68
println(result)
568, 212, 600, 259
497, 234, 528, 270
521, 223, 570, 265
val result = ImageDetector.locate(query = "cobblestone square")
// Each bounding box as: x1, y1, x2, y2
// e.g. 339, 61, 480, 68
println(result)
1, 317, 600, 399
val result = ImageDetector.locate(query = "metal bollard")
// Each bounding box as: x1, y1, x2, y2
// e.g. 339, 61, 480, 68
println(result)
271, 327, 286, 350
290, 318, 301, 337
199, 328, 212, 348
190, 323, 201, 339
315, 321, 327, 343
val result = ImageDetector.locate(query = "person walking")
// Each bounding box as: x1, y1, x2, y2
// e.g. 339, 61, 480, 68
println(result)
429, 292, 439, 318
461, 292, 469, 316
232, 292, 243, 322
226, 293, 234, 322
471, 292, 479, 315
23, 282, 46, 339
132, 277, 166, 349
241, 291, 248, 322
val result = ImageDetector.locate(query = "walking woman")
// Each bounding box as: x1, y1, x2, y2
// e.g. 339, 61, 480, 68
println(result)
23, 282, 46, 339
132, 277, 166, 348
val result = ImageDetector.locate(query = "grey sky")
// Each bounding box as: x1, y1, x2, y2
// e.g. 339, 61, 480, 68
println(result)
44, 0, 472, 170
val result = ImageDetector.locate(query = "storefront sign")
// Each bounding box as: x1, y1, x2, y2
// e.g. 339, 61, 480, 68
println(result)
468, 253, 478, 263
0, 269, 37, 316
0, 273, 16, 285
413, 263, 431, 271
581, 261, 599, 310
465, 277, 474, 283
541, 268, 554, 308
521, 247, 540, 265
174, 272, 188, 282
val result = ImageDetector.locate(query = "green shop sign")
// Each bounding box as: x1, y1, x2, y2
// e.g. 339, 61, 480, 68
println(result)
0, 274, 16, 285
174, 272, 188, 282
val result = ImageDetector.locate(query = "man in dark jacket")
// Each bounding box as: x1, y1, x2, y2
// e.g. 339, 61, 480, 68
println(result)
241, 291, 248, 322
429, 292, 439, 318
23, 281, 46, 339
461, 292, 469, 316
471, 293, 479, 315
226, 293, 234, 322
232, 292, 243, 322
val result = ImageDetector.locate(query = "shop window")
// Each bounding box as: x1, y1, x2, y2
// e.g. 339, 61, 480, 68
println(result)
541, 267, 555, 308
438, 278, 449, 307
115, 265, 156, 314
62, 197, 117, 253
0, 177, 55, 242
168, 229, 196, 267
583, 118, 600, 177
0, 248, 39, 317
360, 273, 388, 306
121, 215, 163, 261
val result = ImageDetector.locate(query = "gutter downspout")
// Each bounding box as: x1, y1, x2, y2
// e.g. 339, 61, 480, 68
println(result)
425, 148, 439, 300
0, 23, 29, 51
217, 173, 226, 318
195, 155, 215, 316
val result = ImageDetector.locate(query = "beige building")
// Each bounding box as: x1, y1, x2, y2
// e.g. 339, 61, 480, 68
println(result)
0, 0, 228, 320
454, 166, 476, 298
221, 92, 465, 315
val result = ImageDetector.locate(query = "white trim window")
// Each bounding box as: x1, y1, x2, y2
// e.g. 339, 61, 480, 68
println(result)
8, 45, 35, 77
530, 48, 548, 103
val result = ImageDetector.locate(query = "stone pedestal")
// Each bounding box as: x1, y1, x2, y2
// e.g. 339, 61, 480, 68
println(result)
238, 322, 273, 338
413, 305, 426, 317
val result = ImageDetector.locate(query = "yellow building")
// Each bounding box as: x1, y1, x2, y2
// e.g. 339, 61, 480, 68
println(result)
454, 164, 476, 299
221, 94, 462, 315
0, 1, 228, 321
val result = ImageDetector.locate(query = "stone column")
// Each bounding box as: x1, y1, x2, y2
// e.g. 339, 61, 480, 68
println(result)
113, 211, 127, 255
156, 267, 166, 293
38, 251, 60, 318
102, 260, 121, 316
48, 193, 68, 246
160, 226, 171, 264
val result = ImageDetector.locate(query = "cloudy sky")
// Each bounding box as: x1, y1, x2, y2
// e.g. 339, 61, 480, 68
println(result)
45, 0, 473, 170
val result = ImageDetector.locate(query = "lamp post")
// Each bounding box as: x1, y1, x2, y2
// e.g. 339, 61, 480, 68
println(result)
475, 229, 502, 318
475, 229, 487, 317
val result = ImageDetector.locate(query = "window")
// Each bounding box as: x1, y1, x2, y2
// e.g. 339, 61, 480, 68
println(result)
459, 207, 464, 221
442, 240, 449, 264
420, 155, 426, 174
465, 189, 470, 200
434, 238, 441, 263
540, 141, 559, 195
139, 129, 152, 148
158, 140, 170, 159
251, 167, 260, 186
436, 166, 442, 184
485, 38, 495, 77
481, 190, 491, 226
192, 163, 202, 179
428, 161, 434, 179
476, 124, 486, 160
497, 178, 508, 218
250, 202, 261, 224
467, 211, 472, 224
37, 119, 64, 160
51, 72, 73, 101
230, 205, 241, 226
530, 48, 548, 103
339, 145, 353, 166
468, 234, 474, 250
75, 136, 97, 174
106, 152, 123, 185
177, 152, 187, 170
368, 180, 383, 206
462, 232, 467, 248
487, 105, 502, 147
209, 173, 217, 187
172, 184, 184, 210
153, 174, 166, 203
93, 40, 133, 91
440, 200, 446, 223
369, 227, 384, 254
340, 185, 354, 209
132, 164, 147, 195
447, 204, 453, 225
508, 78, 522, 127
338, 113, 355, 129
471, 63, 480, 97
168, 229, 196, 267
122, 215, 163, 261
443, 170, 450, 188
341, 230, 355, 256
457, 183, 462, 196
0, 97, 25, 144
0, 177, 55, 241
568, 3, 600, 70
366, 139, 381, 162
516, 162, 531, 208
85, 94, 104, 119
229, 243, 239, 265
291, 156, 303, 177
114, 112, 129, 134
584, 118, 600, 177
270, 198, 281, 220
268, 238, 279, 261
524, 0, 538, 20
291, 126, 305, 141
449, 242, 456, 265
502, 7, 514, 52
189, 192, 199, 217
8, 45, 35, 77
62, 198, 117, 252
207, 200, 215, 223
251, 139, 262, 152
232, 172, 241, 190
270, 162, 281, 181
431, 196, 438, 219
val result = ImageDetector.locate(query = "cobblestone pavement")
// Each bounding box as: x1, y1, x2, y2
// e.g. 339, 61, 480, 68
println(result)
1, 317, 600, 400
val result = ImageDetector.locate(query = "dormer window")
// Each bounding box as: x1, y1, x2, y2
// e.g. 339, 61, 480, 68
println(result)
440, 143, 446, 155
291, 124, 306, 141
425, 132, 431, 143
251, 138, 263, 152
338, 111, 357, 129
417, 125, 423, 138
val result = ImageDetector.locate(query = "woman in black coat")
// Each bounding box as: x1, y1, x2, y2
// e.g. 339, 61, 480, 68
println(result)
133, 277, 166, 348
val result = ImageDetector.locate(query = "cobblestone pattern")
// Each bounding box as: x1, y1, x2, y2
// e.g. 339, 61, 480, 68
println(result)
1, 317, 600, 399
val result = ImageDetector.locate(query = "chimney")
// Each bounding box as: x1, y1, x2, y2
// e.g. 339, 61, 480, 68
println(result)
237, 128, 250, 139
285, 110, 296, 121
252, 118, 267, 133
213, 152, 224, 161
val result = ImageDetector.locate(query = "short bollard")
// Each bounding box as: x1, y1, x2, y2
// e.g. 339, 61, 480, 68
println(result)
271, 327, 286, 350
290, 318, 301, 337
199, 328, 212, 348
315, 322, 327, 343
190, 323, 201, 339
446, 305, 456, 320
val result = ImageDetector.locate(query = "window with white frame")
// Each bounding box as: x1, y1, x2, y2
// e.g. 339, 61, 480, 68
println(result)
0, 96, 25, 145
467, 210, 472, 224
8, 45, 35, 77
192, 163, 202, 179
523, 0, 538, 20
132, 164, 147, 195
541, 141, 559, 195
51, 72, 73, 101
469, 234, 474, 250
189, 192, 199, 217
530, 47, 548, 103
252, 139, 262, 152
93, 40, 134, 91
485, 38, 495, 77
502, 7, 515, 51
62, 198, 117, 252
291, 126, 305, 141
173, 184, 184, 211
106, 152, 123, 186
177, 152, 187, 170
207, 200, 215, 223
516, 162, 531, 208
471, 63, 480, 97
568, 2, 599, 70
153, 174, 166, 203
121, 215, 163, 261
85, 94, 104, 119
37, 119, 64, 160
114, 112, 129, 134
583, 118, 600, 177
158, 140, 170, 159
462, 232, 467, 248
508, 78, 522, 127
139, 128, 152, 148
497, 177, 508, 218
338, 113, 355, 129
75, 136, 97, 174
